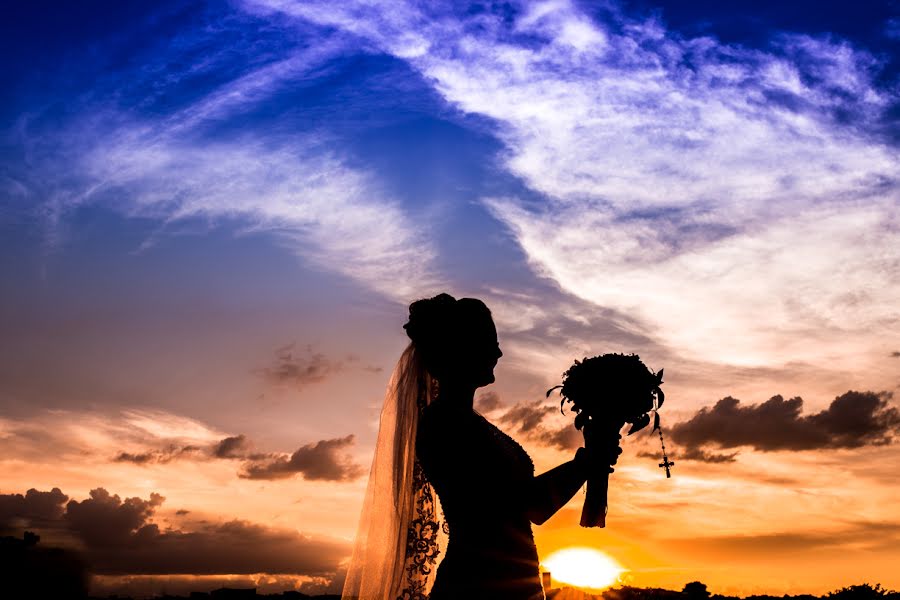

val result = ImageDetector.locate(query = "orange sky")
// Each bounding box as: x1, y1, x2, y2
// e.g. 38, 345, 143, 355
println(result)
3, 332, 899, 595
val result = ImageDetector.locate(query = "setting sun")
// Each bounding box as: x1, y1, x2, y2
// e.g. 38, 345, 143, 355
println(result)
543, 547, 626, 590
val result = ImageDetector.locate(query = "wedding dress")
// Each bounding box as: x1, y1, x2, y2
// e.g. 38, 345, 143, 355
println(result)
416, 400, 544, 600
341, 344, 544, 600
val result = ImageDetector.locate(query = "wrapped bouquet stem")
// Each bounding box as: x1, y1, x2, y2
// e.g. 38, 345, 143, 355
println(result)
548, 353, 667, 528
579, 419, 623, 527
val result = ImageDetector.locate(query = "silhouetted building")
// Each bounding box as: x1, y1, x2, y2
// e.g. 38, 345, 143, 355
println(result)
543, 571, 553, 591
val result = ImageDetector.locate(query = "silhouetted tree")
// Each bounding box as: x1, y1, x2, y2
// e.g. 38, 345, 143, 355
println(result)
827, 584, 897, 600
683, 582, 711, 600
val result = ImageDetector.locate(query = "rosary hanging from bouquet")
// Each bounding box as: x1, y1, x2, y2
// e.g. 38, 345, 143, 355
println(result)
547, 353, 670, 527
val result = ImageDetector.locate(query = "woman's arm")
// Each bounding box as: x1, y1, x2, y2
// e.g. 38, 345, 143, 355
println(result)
526, 437, 622, 525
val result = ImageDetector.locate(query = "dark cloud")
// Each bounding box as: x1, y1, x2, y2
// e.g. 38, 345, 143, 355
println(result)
514, 389, 900, 459
495, 402, 583, 451
212, 434, 250, 459
175, 509, 190, 516
678, 447, 737, 463
538, 424, 583, 451
89, 573, 337, 598
475, 391, 503, 412
66, 488, 165, 547
1, 487, 350, 578
239, 435, 364, 481
91, 518, 347, 575
258, 343, 342, 389
498, 402, 555, 433
110, 433, 359, 483
639, 448, 737, 464
0, 487, 69, 530
671, 390, 900, 453
114, 445, 203, 464
891, 351, 900, 357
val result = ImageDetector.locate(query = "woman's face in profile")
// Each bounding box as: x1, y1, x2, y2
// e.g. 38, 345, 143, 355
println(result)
460, 310, 502, 388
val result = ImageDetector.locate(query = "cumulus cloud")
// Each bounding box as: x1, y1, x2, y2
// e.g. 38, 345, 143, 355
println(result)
671, 390, 900, 452
258, 343, 342, 390
0, 487, 349, 577
245, 0, 900, 368
239, 434, 364, 481
212, 435, 251, 459
0, 487, 69, 531
65, 488, 166, 548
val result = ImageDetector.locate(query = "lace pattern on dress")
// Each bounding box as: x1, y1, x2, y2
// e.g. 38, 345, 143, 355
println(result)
397, 460, 442, 600
397, 380, 446, 600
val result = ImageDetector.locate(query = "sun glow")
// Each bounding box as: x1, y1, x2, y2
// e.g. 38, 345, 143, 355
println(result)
543, 547, 625, 590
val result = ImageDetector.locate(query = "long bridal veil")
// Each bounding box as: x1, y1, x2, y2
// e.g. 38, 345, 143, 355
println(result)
341, 344, 447, 600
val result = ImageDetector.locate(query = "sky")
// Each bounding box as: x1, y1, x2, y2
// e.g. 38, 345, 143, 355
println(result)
1, 0, 899, 596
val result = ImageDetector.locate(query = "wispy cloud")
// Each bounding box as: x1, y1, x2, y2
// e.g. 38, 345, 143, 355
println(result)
9, 14, 438, 302
0, 409, 227, 464
0, 409, 362, 482
74, 131, 435, 300
245, 0, 900, 367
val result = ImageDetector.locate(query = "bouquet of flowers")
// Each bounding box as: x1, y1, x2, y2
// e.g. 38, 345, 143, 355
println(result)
547, 353, 666, 527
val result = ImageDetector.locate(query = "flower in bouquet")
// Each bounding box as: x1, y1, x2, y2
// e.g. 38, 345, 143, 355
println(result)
547, 352, 664, 435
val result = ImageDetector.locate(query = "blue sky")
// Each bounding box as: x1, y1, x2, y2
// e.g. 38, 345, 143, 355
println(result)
5, 0, 897, 369
2, 0, 900, 596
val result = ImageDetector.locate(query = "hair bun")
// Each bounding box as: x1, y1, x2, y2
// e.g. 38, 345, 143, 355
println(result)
404, 293, 458, 344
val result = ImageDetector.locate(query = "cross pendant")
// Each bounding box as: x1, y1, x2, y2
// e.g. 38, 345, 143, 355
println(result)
659, 457, 674, 478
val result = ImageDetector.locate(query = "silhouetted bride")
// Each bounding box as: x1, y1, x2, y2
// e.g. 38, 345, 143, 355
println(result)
342, 294, 618, 600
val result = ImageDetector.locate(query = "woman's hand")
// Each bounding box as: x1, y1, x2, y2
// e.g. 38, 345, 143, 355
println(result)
528, 435, 622, 525
575, 434, 623, 475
